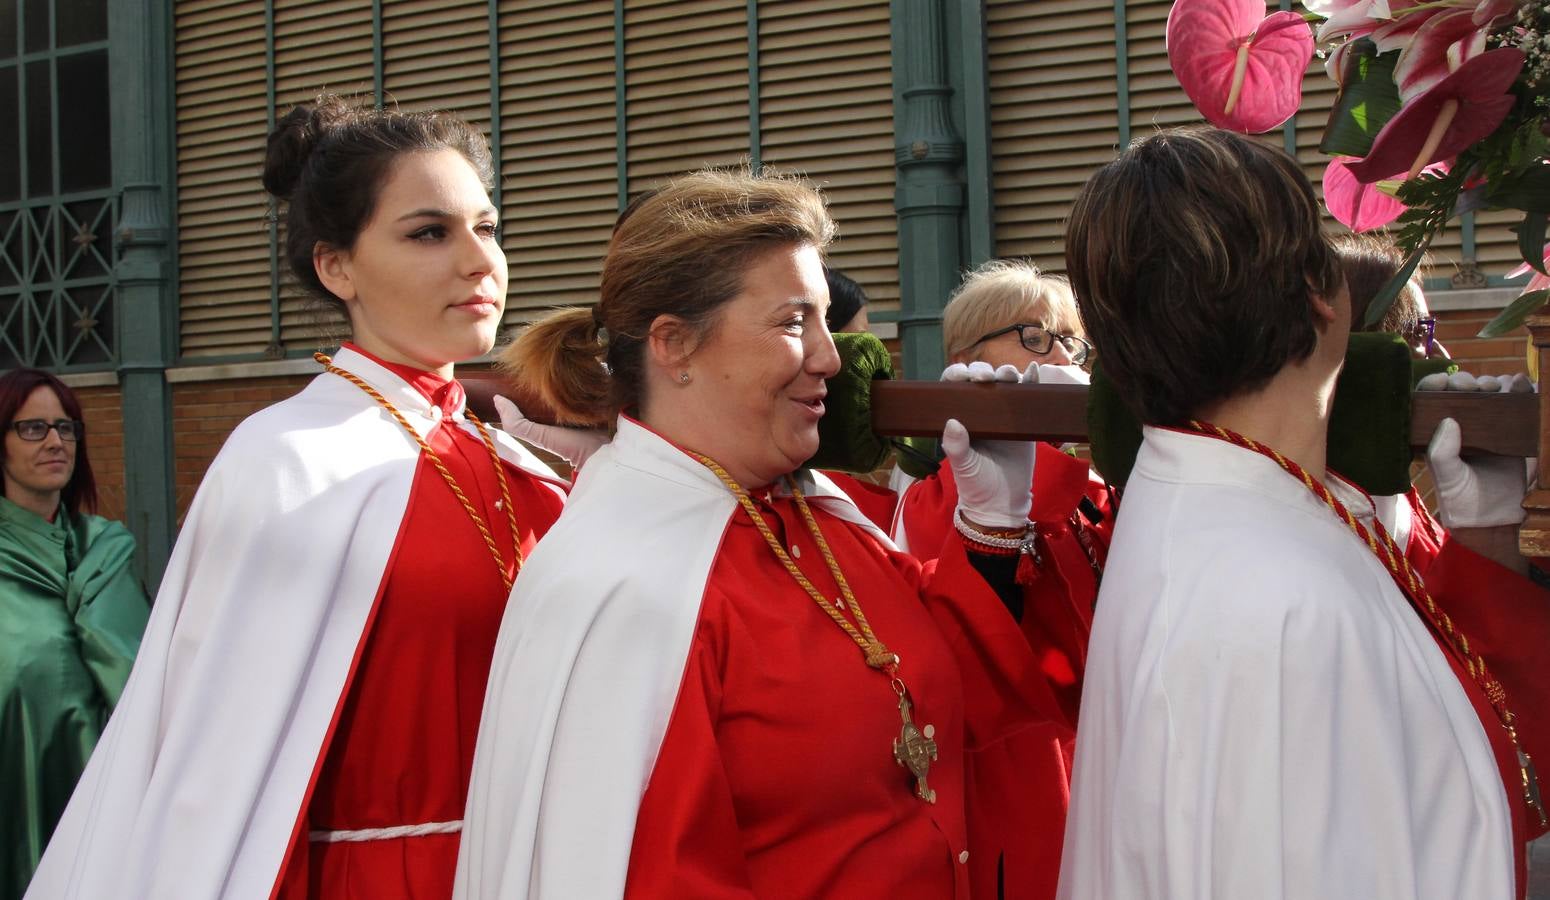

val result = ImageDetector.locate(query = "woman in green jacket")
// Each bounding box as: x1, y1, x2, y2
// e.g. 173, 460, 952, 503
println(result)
0, 368, 148, 899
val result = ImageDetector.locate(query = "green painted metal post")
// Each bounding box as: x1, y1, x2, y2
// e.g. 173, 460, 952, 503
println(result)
891, 0, 965, 380
109, 0, 176, 589
952, 0, 992, 268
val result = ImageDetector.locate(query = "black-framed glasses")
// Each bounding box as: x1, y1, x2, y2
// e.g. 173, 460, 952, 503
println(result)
1406, 315, 1438, 358
972, 323, 1092, 365
10, 418, 84, 442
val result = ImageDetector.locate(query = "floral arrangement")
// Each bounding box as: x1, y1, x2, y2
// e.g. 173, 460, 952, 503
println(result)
1166, 0, 1550, 336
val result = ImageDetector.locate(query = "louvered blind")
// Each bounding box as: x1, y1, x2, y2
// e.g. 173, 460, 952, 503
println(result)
759, 0, 897, 311
987, 0, 1121, 270
174, 0, 270, 358
624, 0, 751, 187
274, 0, 371, 349
499, 0, 618, 319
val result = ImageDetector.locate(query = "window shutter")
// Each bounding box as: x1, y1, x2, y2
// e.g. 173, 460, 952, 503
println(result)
759, 0, 897, 310
174, 0, 271, 358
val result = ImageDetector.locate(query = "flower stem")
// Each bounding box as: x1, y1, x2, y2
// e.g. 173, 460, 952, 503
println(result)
1408, 98, 1459, 179
1224, 42, 1251, 117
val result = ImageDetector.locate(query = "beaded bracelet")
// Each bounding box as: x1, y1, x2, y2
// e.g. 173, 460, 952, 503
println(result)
955, 508, 1035, 555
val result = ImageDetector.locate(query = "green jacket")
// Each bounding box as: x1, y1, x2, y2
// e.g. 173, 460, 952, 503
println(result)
0, 496, 149, 900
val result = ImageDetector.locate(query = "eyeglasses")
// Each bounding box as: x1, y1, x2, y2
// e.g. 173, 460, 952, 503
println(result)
972, 323, 1092, 365
1405, 316, 1438, 358
9, 418, 84, 442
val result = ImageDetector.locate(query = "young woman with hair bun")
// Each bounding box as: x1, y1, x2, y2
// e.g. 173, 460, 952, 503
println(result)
26, 96, 568, 900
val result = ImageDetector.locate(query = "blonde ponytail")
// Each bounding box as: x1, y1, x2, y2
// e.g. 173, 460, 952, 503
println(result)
501, 307, 613, 427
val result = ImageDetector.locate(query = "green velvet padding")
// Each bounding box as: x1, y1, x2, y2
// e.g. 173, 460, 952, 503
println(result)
808, 332, 896, 472
1327, 332, 1415, 495
1087, 332, 1423, 495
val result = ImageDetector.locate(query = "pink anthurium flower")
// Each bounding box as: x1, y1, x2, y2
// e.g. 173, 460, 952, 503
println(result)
1345, 47, 1525, 183
1323, 157, 1408, 231
1167, 0, 1315, 133
1394, 8, 1489, 101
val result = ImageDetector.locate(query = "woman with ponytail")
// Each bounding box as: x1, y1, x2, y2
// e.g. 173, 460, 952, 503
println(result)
456, 170, 1071, 899
27, 96, 567, 900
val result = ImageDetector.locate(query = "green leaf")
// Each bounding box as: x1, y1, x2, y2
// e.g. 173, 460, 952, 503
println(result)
1487, 164, 1550, 213
1361, 241, 1428, 329
1480, 289, 1550, 338
1319, 41, 1403, 159
1517, 211, 1549, 276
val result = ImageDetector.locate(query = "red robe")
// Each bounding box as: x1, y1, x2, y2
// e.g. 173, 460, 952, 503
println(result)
892, 446, 1112, 900
273, 348, 566, 900
623, 483, 1064, 899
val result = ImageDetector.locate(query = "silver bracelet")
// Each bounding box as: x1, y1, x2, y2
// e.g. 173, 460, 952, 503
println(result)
953, 508, 1033, 549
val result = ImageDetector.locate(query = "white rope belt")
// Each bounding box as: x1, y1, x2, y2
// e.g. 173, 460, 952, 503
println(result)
309, 820, 462, 843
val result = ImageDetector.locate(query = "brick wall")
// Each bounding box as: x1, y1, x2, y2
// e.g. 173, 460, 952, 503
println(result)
171, 376, 313, 520
74, 385, 126, 521
1435, 309, 1531, 377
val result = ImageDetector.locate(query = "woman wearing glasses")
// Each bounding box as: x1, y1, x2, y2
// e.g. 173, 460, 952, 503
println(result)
0, 368, 149, 900
885, 259, 1112, 900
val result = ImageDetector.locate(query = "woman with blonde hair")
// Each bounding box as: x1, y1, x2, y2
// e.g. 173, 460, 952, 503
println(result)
456, 170, 1066, 899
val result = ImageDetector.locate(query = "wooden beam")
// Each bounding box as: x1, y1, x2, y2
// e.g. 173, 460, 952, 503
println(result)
462, 374, 1540, 458
1520, 315, 1550, 558
867, 381, 1537, 457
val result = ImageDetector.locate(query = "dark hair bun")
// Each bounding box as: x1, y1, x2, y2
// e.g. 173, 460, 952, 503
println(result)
261, 98, 351, 201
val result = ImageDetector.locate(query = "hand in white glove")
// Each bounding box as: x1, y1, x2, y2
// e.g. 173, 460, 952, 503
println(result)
1426, 416, 1529, 529
942, 417, 1034, 529
942, 361, 1021, 383
493, 395, 608, 469
1020, 362, 1091, 386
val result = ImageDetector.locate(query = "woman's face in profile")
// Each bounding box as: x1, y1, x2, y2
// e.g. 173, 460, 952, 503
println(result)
672, 243, 840, 488
317, 148, 508, 373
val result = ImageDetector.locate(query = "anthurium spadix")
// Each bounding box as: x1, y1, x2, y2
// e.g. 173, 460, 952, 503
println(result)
1166, 0, 1315, 134
1344, 48, 1524, 183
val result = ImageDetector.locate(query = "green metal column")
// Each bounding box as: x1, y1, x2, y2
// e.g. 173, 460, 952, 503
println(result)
109, 0, 176, 589
891, 0, 966, 379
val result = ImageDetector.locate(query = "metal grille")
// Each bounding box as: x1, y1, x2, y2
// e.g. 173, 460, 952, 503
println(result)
0, 0, 117, 371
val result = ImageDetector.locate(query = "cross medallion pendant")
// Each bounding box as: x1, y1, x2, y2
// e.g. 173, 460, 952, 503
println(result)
893, 693, 938, 803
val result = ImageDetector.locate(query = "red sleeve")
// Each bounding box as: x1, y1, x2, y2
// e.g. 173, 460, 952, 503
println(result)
913, 531, 1073, 746
1424, 536, 1550, 840
624, 628, 757, 899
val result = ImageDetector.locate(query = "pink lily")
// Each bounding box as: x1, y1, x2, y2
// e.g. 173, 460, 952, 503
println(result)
1393, 8, 1489, 101
1305, 0, 1391, 43
1473, 0, 1518, 29
1507, 242, 1550, 293
1167, 0, 1316, 134
1345, 47, 1524, 183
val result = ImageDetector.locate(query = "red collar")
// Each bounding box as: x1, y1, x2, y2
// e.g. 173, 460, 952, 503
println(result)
341, 341, 464, 416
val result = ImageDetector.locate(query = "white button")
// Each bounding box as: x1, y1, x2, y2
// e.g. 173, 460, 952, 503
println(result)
957, 850, 969, 864
791, 544, 801, 559
429, 407, 442, 420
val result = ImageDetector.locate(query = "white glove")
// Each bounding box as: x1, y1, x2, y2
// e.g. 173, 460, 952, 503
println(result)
1416, 370, 1534, 393
942, 361, 1020, 383
942, 417, 1034, 529
1426, 417, 1529, 529
493, 395, 608, 469
1020, 362, 1091, 386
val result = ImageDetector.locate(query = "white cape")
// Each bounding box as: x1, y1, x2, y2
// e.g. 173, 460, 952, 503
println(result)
1058, 427, 1512, 900
455, 417, 889, 900
27, 347, 563, 900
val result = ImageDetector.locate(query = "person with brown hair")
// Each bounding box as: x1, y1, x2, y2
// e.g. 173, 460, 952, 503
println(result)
1057, 127, 1545, 899
0, 369, 148, 900
26, 96, 568, 900
455, 169, 1064, 899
